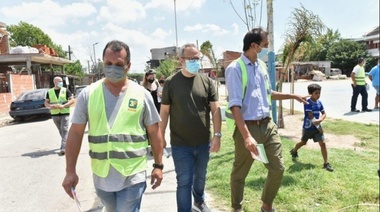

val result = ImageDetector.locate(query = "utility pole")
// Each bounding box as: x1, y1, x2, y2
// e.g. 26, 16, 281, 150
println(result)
267, 0, 277, 123
67, 45, 73, 60
174, 0, 178, 53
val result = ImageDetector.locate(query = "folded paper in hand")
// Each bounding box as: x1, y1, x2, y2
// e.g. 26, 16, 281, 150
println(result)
250, 144, 269, 164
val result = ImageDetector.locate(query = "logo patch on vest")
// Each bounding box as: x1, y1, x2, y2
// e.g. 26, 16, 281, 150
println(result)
128, 99, 138, 110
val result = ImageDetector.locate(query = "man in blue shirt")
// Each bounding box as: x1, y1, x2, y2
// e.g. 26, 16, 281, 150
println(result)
225, 27, 307, 212
368, 59, 380, 109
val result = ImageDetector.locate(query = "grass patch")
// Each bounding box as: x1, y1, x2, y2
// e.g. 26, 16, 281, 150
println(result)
207, 122, 379, 212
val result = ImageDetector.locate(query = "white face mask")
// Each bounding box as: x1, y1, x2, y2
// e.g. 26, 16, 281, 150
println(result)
57, 82, 63, 88
104, 65, 126, 83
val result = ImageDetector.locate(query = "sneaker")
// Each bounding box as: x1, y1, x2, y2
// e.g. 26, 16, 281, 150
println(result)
193, 202, 211, 212
290, 149, 298, 159
323, 163, 334, 172
58, 150, 65, 156
261, 207, 276, 212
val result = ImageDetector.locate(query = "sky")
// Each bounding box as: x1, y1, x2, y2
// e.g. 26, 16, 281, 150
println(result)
0, 0, 379, 73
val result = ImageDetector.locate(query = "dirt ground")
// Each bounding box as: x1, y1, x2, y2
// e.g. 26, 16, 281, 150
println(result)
278, 113, 362, 150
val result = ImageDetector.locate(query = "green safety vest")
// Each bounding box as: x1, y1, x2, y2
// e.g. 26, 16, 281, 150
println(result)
355, 66, 366, 85
88, 80, 148, 177
225, 58, 272, 130
48, 87, 70, 115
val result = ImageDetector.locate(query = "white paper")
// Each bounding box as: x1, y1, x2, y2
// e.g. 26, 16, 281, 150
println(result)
250, 144, 269, 164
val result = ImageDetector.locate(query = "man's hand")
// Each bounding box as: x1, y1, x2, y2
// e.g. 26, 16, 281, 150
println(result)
210, 137, 221, 153
294, 95, 310, 104
244, 136, 258, 156
62, 172, 79, 199
150, 168, 163, 189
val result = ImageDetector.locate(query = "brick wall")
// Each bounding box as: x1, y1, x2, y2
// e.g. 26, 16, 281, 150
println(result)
0, 93, 11, 115
222, 51, 241, 70
0, 35, 10, 55
10, 74, 35, 100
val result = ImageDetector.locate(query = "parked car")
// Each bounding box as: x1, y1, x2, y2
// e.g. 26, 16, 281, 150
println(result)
9, 88, 50, 121
330, 68, 342, 76
74, 85, 88, 98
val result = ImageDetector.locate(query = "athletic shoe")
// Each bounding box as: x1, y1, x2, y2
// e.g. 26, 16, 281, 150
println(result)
323, 163, 334, 172
193, 202, 211, 212
290, 149, 298, 158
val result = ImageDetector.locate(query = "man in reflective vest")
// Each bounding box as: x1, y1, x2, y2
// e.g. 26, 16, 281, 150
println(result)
44, 76, 75, 155
225, 28, 308, 212
350, 58, 372, 112
62, 40, 164, 212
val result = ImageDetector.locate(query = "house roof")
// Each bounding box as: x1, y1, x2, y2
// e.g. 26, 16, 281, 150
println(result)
0, 53, 73, 66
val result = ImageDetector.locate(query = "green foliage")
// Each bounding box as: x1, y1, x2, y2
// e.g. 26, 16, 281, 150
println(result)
64, 60, 84, 77
156, 58, 178, 78
7, 21, 67, 58
207, 120, 379, 211
326, 39, 370, 71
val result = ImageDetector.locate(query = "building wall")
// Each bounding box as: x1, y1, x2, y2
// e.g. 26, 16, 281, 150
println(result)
221, 51, 241, 70
0, 35, 10, 55
0, 93, 11, 114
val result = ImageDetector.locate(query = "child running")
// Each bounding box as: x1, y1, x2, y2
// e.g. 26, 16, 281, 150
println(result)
290, 83, 334, 172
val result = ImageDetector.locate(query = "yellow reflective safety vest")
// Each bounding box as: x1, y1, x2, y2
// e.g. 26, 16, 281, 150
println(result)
48, 87, 70, 115
355, 65, 366, 85
88, 80, 148, 178
225, 58, 272, 130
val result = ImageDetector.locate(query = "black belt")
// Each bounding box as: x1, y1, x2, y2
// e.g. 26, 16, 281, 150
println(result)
245, 117, 271, 125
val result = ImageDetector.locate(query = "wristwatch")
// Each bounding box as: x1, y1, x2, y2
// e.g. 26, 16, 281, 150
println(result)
214, 132, 222, 138
153, 163, 164, 170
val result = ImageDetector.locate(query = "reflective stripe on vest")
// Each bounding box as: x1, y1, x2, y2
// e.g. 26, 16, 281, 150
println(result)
225, 58, 272, 130
88, 80, 148, 177
355, 66, 365, 85
48, 87, 70, 115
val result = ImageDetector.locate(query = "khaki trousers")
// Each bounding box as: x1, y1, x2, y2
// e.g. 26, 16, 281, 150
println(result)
230, 121, 284, 210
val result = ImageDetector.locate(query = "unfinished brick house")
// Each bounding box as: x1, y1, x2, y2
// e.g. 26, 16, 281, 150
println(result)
0, 21, 73, 115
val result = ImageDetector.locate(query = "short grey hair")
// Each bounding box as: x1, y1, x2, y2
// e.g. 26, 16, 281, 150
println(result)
178, 43, 197, 58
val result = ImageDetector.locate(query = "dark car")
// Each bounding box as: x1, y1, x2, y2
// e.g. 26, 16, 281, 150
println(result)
9, 88, 51, 120
74, 85, 88, 98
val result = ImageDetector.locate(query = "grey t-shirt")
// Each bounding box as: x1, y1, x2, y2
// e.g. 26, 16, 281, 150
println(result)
71, 80, 161, 192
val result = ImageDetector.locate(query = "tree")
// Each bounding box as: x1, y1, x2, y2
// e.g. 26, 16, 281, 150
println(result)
7, 21, 66, 58
326, 39, 372, 72
278, 5, 325, 128
200, 40, 220, 91
228, 0, 264, 31
155, 58, 178, 79
65, 60, 84, 77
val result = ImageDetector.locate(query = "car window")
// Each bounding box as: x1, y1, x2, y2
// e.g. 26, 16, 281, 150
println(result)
17, 90, 46, 101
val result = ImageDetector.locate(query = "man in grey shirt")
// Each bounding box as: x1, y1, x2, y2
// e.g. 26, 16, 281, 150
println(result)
62, 40, 164, 212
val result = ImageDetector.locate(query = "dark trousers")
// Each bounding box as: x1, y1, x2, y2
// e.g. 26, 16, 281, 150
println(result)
351, 84, 368, 110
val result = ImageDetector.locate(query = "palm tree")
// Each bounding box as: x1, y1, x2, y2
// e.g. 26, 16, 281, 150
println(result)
200, 41, 219, 92
277, 5, 325, 128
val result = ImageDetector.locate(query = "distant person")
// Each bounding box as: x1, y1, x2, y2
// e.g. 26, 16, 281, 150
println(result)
44, 76, 75, 155
157, 78, 165, 106
368, 58, 380, 110
225, 27, 308, 212
160, 43, 221, 212
62, 40, 164, 212
290, 83, 333, 172
350, 58, 372, 112
141, 69, 160, 113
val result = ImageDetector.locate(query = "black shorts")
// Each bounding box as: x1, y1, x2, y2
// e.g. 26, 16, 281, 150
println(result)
301, 129, 324, 142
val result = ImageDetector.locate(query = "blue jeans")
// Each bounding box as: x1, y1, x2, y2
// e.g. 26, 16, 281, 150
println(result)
172, 143, 210, 212
95, 182, 146, 212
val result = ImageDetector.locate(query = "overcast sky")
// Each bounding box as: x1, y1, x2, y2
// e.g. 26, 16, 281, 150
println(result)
0, 0, 378, 73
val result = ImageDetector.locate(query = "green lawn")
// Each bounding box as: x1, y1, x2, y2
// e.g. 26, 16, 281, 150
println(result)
207, 121, 379, 212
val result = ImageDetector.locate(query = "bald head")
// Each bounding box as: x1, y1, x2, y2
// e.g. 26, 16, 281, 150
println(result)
53, 77, 63, 88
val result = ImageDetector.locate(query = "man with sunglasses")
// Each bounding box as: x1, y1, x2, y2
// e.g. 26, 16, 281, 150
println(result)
160, 43, 222, 212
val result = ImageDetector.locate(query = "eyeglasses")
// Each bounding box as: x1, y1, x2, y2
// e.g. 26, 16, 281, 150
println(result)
184, 57, 200, 62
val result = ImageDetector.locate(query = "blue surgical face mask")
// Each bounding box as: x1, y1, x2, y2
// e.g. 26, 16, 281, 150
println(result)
185, 60, 201, 74
57, 82, 63, 88
258, 47, 268, 61
104, 65, 126, 83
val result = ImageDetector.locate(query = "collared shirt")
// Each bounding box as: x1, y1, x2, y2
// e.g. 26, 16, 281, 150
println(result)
225, 54, 271, 120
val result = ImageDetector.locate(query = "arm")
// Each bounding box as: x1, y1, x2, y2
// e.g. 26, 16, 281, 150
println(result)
62, 123, 86, 199
271, 91, 308, 104
351, 69, 357, 86
231, 106, 259, 156
159, 104, 170, 147
146, 123, 164, 189
209, 101, 221, 152
63, 94, 75, 108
